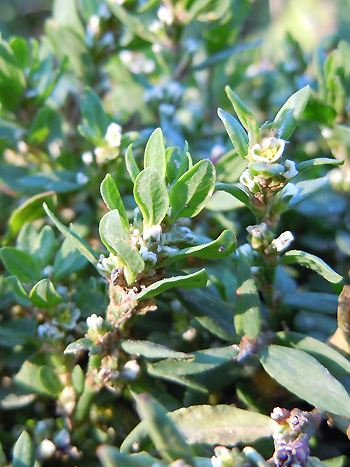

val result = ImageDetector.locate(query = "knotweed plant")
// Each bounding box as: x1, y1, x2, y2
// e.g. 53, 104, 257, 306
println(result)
1, 1, 350, 466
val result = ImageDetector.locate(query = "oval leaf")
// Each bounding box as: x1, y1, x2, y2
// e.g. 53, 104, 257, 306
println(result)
134, 168, 169, 227
169, 160, 215, 221
260, 345, 350, 417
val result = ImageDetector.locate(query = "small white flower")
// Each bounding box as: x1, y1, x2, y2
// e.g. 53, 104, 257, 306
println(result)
143, 224, 162, 242
48, 138, 63, 158
82, 151, 93, 165
43, 265, 54, 277
239, 169, 256, 191
17, 140, 28, 154
105, 122, 122, 148
87, 15, 100, 37
86, 314, 104, 332
321, 127, 332, 139
246, 223, 268, 239
251, 137, 286, 163
37, 439, 56, 460
271, 231, 294, 252
283, 159, 298, 179
76, 172, 89, 185
149, 20, 162, 33
157, 4, 174, 25
182, 327, 197, 342
122, 359, 140, 379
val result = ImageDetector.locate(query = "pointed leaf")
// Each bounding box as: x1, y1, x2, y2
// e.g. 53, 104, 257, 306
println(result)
121, 340, 192, 360
136, 394, 194, 465
218, 108, 248, 158
144, 128, 166, 179
12, 431, 35, 467
161, 230, 236, 266
29, 279, 62, 308
53, 238, 88, 280
281, 250, 343, 284
273, 86, 311, 139
44, 203, 99, 267
260, 345, 350, 417
137, 269, 208, 300
225, 86, 258, 139
298, 158, 343, 172
100, 174, 129, 227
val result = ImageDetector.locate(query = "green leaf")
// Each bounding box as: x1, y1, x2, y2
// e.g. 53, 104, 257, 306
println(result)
78, 88, 108, 145
282, 292, 338, 314
6, 191, 57, 240
136, 269, 208, 300
5, 275, 29, 302
298, 158, 343, 172
218, 108, 248, 158
144, 128, 166, 179
38, 365, 63, 396
170, 405, 276, 446
135, 394, 195, 465
114, 241, 145, 285
234, 254, 261, 338
0, 247, 41, 283
99, 209, 129, 251
166, 146, 189, 185
36, 226, 57, 267
273, 86, 311, 139
0, 37, 26, 111
15, 361, 58, 397
161, 230, 237, 266
225, 86, 258, 139
121, 340, 192, 360
147, 346, 239, 390
44, 203, 99, 268
100, 174, 129, 227
134, 168, 169, 226
260, 345, 350, 417
178, 288, 236, 341
125, 144, 140, 183
281, 250, 343, 284
215, 182, 252, 210
64, 338, 92, 354
72, 365, 85, 396
12, 431, 35, 467
169, 160, 216, 222
29, 279, 63, 308
276, 331, 350, 379
122, 405, 276, 454
53, 238, 88, 280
